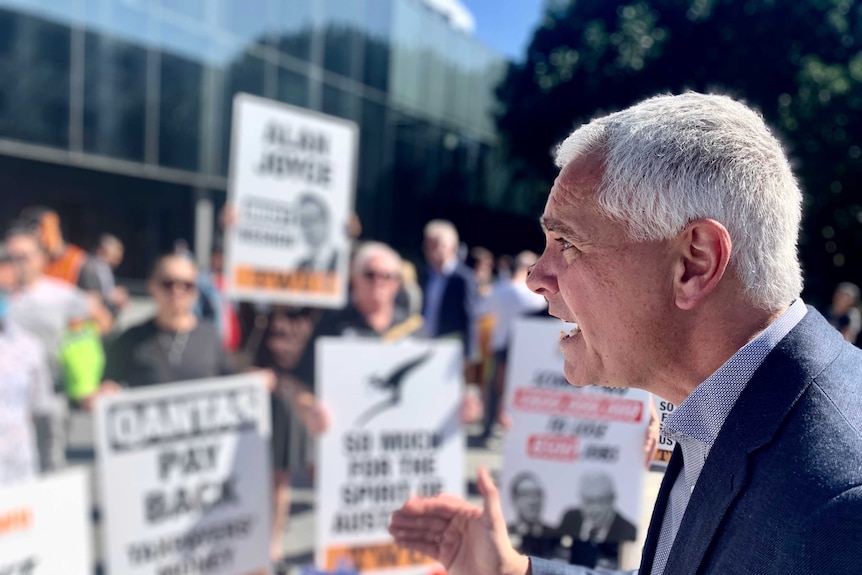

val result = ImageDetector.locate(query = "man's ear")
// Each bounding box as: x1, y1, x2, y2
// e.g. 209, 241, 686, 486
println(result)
673, 219, 731, 310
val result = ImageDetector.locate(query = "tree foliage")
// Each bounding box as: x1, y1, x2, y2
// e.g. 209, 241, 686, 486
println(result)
495, 0, 862, 302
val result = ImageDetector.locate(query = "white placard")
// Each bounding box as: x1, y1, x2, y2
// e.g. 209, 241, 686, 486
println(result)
224, 93, 358, 308
0, 468, 92, 575
316, 339, 464, 575
653, 398, 676, 469
500, 318, 649, 545
95, 374, 272, 575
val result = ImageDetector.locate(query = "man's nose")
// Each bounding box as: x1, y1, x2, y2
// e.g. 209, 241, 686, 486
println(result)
526, 253, 557, 296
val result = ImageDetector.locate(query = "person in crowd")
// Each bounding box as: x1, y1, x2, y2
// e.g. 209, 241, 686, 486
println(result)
466, 246, 498, 400
92, 252, 287, 566
468, 247, 496, 298
0, 244, 52, 485
496, 254, 514, 282
388, 93, 862, 574
202, 235, 242, 352
479, 251, 548, 441
251, 305, 317, 567
557, 471, 638, 569
825, 281, 861, 344
5, 223, 104, 472
78, 233, 128, 318
19, 206, 88, 285
396, 259, 423, 318
288, 241, 421, 434
421, 220, 479, 363
99, 254, 232, 387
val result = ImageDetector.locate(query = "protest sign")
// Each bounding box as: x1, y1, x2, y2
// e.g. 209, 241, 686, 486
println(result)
225, 93, 358, 308
316, 339, 464, 575
652, 398, 677, 469
0, 467, 92, 575
500, 318, 650, 546
95, 374, 272, 575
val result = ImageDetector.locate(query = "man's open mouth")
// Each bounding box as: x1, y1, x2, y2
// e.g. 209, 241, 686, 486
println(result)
559, 324, 580, 342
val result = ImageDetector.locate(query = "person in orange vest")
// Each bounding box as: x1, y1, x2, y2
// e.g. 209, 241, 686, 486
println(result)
19, 207, 113, 334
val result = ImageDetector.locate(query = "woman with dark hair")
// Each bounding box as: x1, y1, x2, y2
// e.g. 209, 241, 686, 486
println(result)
249, 305, 317, 570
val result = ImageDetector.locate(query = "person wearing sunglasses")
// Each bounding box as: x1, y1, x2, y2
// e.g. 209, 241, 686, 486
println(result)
100, 254, 233, 389
286, 241, 420, 436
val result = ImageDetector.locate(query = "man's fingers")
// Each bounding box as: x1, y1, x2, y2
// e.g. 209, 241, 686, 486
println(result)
392, 497, 463, 523
389, 513, 450, 533
477, 466, 506, 531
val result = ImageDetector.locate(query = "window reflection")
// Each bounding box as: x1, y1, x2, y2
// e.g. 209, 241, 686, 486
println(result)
83, 33, 147, 161
220, 0, 269, 46
156, 0, 207, 22
322, 0, 362, 79
277, 66, 308, 108
272, 0, 312, 62
0, 8, 70, 148
218, 50, 265, 175
159, 50, 202, 171
363, 0, 392, 90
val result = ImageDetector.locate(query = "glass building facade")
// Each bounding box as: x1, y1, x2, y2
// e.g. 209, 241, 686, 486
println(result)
0, 0, 541, 278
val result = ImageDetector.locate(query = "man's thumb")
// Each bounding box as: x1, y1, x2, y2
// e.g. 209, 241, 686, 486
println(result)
477, 466, 506, 531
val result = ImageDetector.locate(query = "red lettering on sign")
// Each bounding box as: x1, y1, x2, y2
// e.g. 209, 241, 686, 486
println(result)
513, 389, 643, 422
527, 434, 579, 461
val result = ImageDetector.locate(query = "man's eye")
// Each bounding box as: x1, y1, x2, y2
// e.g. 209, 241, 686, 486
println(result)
555, 238, 573, 251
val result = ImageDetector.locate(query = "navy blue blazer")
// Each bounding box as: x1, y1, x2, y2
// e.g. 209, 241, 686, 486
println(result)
421, 262, 479, 359
531, 307, 862, 574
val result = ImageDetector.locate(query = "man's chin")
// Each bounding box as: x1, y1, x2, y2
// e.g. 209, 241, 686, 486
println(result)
562, 365, 594, 389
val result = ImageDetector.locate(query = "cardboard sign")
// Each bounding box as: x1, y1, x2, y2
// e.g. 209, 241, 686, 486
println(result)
95, 374, 272, 575
225, 93, 358, 308
315, 339, 464, 575
0, 468, 92, 575
500, 318, 650, 545
652, 398, 677, 469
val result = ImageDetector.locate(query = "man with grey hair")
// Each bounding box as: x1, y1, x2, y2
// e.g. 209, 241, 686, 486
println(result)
421, 220, 479, 361
389, 93, 862, 574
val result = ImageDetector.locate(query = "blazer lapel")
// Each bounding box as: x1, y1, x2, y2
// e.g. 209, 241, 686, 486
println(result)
639, 443, 683, 575
662, 309, 844, 574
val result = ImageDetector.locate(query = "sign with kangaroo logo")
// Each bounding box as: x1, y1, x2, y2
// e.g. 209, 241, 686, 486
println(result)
315, 339, 464, 575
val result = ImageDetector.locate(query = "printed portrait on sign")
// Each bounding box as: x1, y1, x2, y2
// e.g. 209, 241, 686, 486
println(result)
296, 193, 338, 273
557, 471, 636, 544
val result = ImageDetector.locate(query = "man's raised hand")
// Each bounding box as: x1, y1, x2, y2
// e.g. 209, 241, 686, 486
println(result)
389, 467, 530, 575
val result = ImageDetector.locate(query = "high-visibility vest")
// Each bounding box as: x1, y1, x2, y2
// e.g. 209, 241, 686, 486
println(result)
45, 245, 87, 286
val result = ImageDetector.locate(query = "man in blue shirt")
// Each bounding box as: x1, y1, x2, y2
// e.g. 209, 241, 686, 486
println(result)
389, 93, 862, 574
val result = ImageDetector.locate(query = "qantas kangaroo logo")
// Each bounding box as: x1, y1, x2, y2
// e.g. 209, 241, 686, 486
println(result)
354, 351, 434, 427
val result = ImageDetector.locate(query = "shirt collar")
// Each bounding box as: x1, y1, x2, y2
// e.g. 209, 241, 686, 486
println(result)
430, 258, 458, 277
662, 298, 808, 447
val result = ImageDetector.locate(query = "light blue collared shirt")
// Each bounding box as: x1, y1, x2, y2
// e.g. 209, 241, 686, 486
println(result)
650, 298, 808, 575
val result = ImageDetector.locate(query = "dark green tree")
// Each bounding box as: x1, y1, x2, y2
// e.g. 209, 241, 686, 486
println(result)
496, 0, 862, 304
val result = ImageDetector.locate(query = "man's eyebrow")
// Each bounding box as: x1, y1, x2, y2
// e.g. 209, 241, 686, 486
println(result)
539, 216, 585, 242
